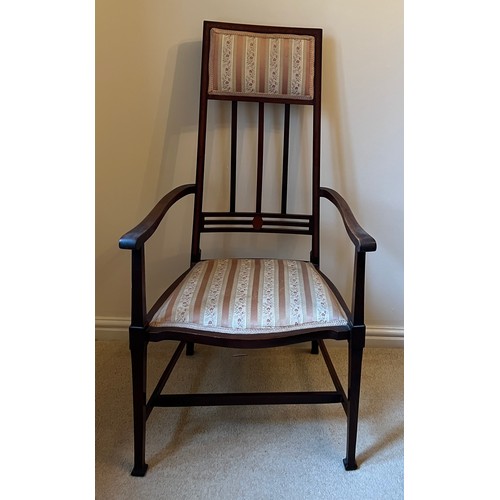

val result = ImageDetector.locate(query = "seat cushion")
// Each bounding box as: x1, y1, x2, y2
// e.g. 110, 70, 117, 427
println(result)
150, 259, 348, 334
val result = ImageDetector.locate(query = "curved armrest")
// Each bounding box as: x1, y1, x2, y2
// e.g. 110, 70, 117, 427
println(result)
119, 184, 196, 250
320, 187, 377, 252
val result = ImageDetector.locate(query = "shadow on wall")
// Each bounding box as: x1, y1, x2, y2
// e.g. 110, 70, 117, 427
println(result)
135, 41, 202, 306
140, 41, 202, 209
322, 35, 351, 198
319, 35, 358, 306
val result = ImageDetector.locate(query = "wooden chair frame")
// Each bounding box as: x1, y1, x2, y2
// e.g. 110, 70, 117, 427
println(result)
119, 21, 376, 477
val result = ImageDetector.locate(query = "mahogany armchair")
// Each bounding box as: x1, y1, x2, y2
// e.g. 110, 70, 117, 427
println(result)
119, 21, 376, 476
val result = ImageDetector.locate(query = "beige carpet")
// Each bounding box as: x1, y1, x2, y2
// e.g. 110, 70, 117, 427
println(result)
96, 340, 403, 499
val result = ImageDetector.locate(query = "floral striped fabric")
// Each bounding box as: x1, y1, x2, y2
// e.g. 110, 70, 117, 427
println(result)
150, 259, 348, 334
208, 28, 315, 100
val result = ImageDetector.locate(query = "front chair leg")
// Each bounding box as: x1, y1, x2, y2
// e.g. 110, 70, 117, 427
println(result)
130, 336, 148, 476
343, 340, 364, 471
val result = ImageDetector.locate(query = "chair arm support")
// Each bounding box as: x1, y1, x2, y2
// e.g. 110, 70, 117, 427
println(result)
119, 184, 196, 250
320, 187, 377, 252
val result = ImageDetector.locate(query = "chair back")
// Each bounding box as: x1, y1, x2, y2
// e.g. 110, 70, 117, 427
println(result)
191, 21, 323, 265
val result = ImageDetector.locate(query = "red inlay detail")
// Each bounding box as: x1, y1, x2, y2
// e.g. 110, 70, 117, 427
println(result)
253, 216, 263, 230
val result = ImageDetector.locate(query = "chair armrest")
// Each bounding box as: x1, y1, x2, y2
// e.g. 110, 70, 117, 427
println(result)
119, 184, 196, 250
320, 187, 377, 252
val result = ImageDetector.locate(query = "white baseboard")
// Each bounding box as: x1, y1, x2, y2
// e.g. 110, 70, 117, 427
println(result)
365, 326, 404, 348
95, 317, 130, 341
96, 317, 403, 348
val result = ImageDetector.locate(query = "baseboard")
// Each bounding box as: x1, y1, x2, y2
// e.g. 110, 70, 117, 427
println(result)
365, 326, 404, 348
95, 317, 403, 348
95, 317, 130, 341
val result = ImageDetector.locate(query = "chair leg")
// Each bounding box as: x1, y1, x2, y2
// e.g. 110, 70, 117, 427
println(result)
186, 341, 195, 356
311, 340, 319, 354
343, 341, 363, 471
130, 338, 148, 476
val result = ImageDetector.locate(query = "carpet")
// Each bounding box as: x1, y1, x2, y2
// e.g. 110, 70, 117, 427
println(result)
96, 340, 403, 499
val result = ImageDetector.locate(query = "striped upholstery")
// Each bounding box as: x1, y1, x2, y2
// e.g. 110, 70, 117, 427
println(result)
150, 259, 348, 334
208, 28, 315, 100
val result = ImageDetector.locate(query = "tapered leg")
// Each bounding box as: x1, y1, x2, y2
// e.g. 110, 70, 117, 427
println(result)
343, 341, 363, 470
130, 337, 148, 476
186, 342, 195, 356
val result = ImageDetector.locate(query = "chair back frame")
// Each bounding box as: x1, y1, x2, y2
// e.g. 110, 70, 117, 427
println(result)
191, 21, 323, 266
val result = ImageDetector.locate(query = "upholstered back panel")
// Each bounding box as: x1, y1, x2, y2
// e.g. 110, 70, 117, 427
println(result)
208, 28, 315, 100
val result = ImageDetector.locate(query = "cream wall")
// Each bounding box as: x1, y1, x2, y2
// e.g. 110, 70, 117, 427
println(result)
96, 0, 403, 344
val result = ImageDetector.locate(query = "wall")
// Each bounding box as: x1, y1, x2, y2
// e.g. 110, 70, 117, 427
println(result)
96, 0, 403, 345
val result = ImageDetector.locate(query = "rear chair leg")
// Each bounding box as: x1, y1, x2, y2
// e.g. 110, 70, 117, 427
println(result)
130, 337, 148, 476
311, 340, 319, 354
186, 342, 195, 356
343, 341, 363, 471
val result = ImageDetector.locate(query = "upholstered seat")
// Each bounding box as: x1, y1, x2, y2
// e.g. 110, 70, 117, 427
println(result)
150, 259, 348, 333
